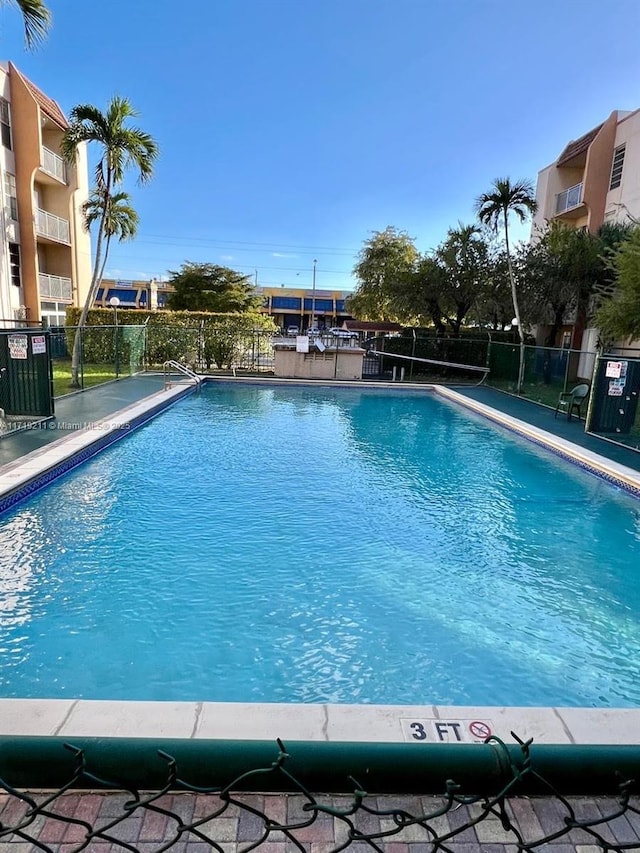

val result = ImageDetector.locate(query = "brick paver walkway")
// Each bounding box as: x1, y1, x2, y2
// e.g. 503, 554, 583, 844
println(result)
1, 791, 639, 851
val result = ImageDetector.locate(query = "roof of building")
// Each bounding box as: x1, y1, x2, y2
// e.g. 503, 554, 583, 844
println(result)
11, 63, 68, 129
26, 79, 68, 128
556, 123, 603, 166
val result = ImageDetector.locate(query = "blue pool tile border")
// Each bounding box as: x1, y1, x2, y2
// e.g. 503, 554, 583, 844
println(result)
0, 385, 196, 517
435, 387, 640, 500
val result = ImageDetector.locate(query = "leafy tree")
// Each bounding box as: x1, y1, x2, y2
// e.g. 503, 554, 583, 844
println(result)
517, 222, 634, 347
475, 178, 537, 391
589, 221, 635, 315
435, 224, 488, 335
347, 227, 418, 321
595, 226, 640, 343
166, 263, 260, 313
62, 97, 159, 387
469, 248, 513, 331
4, 0, 50, 47
392, 255, 447, 333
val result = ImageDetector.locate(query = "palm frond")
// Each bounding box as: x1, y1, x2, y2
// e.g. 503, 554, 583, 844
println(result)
81, 189, 139, 241
4, 0, 51, 48
62, 95, 159, 186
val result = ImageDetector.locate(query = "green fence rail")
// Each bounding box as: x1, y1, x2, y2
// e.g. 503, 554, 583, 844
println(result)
0, 736, 639, 851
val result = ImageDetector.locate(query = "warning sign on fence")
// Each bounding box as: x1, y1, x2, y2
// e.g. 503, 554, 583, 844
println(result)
8, 334, 28, 359
31, 335, 46, 355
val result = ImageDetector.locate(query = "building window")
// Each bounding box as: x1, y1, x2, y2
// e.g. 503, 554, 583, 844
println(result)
4, 173, 17, 220
40, 300, 67, 327
8, 243, 21, 288
0, 98, 11, 150
610, 144, 625, 190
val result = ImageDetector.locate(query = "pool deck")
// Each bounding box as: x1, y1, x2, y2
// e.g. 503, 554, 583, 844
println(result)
0, 375, 639, 851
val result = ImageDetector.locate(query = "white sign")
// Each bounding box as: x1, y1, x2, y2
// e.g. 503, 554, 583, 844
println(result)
8, 334, 28, 360
31, 335, 46, 355
296, 335, 309, 353
605, 361, 623, 378
401, 718, 494, 743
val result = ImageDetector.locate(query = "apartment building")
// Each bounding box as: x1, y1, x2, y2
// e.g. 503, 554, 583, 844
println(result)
532, 108, 640, 235
531, 108, 640, 355
94, 278, 172, 310
0, 61, 91, 327
258, 286, 353, 332
93, 281, 355, 331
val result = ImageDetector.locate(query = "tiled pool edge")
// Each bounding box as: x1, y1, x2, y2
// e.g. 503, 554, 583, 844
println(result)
435, 385, 640, 498
0, 382, 196, 515
0, 699, 639, 746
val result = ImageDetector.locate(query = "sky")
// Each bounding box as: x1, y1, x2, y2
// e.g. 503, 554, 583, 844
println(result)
3, 0, 640, 293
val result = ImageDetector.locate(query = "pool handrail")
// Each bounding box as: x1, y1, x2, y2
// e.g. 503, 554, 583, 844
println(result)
162, 360, 203, 392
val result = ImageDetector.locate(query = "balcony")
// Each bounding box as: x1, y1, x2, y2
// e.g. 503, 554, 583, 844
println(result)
36, 208, 70, 244
39, 272, 72, 302
555, 182, 584, 216
40, 146, 67, 183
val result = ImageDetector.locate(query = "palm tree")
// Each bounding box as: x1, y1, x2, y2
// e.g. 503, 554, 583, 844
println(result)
3, 0, 51, 47
83, 189, 140, 286
475, 178, 537, 393
61, 97, 158, 387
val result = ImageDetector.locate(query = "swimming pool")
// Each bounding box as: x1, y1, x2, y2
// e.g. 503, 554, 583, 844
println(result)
0, 383, 639, 707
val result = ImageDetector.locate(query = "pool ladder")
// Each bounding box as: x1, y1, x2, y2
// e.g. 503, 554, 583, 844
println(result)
163, 360, 203, 393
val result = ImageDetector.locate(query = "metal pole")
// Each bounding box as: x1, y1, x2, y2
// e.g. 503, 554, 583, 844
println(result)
115, 309, 120, 378
0, 736, 638, 795
310, 258, 317, 332
109, 297, 121, 379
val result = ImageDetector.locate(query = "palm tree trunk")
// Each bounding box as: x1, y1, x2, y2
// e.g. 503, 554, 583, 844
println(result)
69, 182, 111, 388
503, 210, 525, 393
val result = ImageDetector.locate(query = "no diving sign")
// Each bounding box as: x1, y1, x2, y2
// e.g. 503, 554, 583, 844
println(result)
401, 718, 493, 743
8, 334, 28, 360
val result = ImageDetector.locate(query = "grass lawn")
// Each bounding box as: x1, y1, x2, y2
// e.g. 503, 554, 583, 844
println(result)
52, 360, 117, 397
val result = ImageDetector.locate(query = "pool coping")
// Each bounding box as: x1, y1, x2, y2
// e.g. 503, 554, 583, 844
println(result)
0, 375, 639, 749
0, 380, 196, 515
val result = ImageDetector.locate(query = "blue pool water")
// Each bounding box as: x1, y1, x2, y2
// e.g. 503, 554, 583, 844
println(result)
0, 384, 639, 707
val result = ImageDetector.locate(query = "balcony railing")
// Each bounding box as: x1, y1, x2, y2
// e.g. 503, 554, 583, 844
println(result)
40, 146, 67, 183
36, 208, 70, 243
555, 182, 583, 215
39, 272, 72, 301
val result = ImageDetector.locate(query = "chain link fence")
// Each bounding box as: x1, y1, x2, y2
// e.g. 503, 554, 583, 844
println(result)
485, 341, 597, 409
1, 736, 639, 851
50, 326, 276, 396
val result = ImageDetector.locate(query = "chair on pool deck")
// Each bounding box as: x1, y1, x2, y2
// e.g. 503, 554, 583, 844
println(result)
554, 383, 590, 421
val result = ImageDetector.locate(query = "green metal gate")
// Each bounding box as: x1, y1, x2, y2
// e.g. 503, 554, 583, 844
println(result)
0, 329, 54, 418
588, 354, 640, 436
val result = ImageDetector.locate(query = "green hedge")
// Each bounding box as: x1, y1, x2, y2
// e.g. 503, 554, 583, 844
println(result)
65, 309, 277, 368
382, 335, 490, 368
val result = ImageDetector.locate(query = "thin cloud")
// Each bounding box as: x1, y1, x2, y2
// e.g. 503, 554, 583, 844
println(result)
272, 252, 298, 258
221, 254, 234, 261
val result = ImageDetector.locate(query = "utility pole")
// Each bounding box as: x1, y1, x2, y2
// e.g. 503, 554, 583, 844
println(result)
310, 258, 317, 331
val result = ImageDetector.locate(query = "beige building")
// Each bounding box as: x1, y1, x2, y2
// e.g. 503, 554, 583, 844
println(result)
532, 109, 640, 355
0, 61, 91, 327
532, 108, 640, 235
